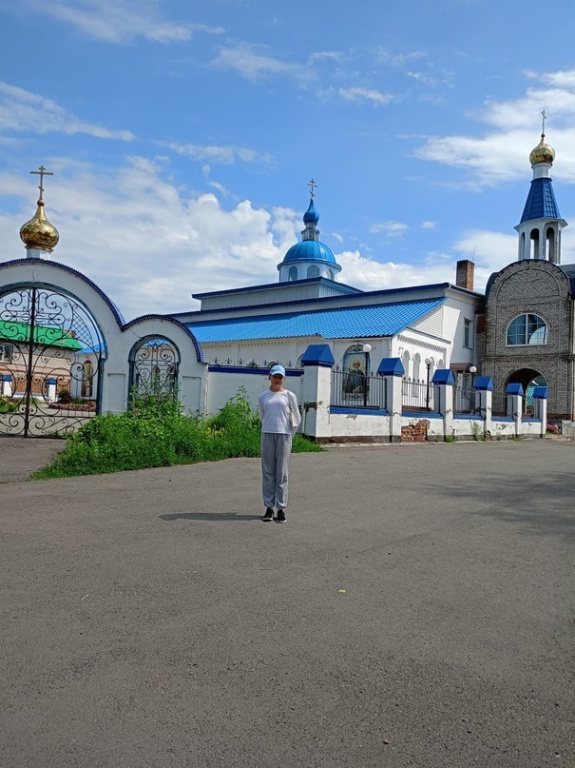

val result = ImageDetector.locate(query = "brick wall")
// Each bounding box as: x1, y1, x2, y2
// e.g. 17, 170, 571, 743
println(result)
482, 260, 574, 418
401, 420, 429, 442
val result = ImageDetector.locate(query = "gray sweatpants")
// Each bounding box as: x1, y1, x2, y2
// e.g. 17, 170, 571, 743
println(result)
261, 432, 293, 509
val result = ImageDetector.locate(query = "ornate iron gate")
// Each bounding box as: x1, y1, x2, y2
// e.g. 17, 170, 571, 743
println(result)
128, 337, 179, 408
0, 286, 104, 437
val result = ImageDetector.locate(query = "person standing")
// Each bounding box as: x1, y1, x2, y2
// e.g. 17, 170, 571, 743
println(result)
258, 364, 301, 523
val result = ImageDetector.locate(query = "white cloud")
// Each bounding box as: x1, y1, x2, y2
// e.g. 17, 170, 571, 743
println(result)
337, 249, 458, 291
369, 221, 409, 237
310, 51, 345, 64
338, 87, 394, 106
414, 69, 575, 186
0, 82, 134, 141
19, 0, 223, 44
166, 141, 273, 166
421, 220, 437, 230
0, 159, 301, 320
211, 44, 310, 83
375, 49, 427, 68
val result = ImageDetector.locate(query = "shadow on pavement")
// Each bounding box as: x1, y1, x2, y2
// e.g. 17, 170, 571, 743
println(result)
160, 512, 262, 522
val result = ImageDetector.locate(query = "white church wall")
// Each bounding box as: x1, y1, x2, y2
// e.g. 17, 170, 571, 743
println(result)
326, 411, 392, 440
393, 333, 447, 374
205, 367, 304, 417
444, 296, 477, 367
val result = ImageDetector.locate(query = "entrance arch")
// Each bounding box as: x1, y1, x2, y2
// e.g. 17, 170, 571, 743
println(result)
505, 368, 547, 416
128, 336, 180, 408
0, 259, 206, 436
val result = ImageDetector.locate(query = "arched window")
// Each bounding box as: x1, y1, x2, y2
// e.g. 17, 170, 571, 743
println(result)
530, 229, 540, 259
402, 350, 410, 379
328, 269, 334, 281
546, 227, 556, 262
307, 265, 320, 278
507, 314, 548, 346
412, 353, 421, 385
288, 266, 298, 281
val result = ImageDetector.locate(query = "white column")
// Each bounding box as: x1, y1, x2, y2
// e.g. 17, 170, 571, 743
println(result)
300, 344, 335, 440
378, 358, 405, 443
474, 376, 494, 438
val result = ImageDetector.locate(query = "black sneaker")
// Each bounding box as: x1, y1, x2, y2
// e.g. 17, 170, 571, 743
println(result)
275, 509, 286, 524
262, 508, 274, 522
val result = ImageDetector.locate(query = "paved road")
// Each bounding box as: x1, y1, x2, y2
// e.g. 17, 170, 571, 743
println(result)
1, 439, 574, 768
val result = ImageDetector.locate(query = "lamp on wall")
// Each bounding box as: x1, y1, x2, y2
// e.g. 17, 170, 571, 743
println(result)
362, 343, 372, 407
425, 357, 432, 410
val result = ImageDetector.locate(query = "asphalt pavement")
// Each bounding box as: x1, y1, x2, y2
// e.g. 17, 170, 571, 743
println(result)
1, 438, 574, 768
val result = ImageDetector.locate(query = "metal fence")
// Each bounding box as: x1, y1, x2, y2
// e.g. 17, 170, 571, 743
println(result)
330, 367, 388, 409
491, 393, 508, 417
402, 377, 438, 411
453, 374, 477, 414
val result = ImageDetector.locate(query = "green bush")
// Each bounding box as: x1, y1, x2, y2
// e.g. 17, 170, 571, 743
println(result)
32, 389, 323, 479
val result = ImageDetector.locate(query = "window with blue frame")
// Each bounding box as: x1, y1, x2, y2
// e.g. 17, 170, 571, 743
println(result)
506, 314, 548, 346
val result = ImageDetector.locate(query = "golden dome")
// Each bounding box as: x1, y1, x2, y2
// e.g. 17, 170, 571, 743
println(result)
529, 134, 555, 166
20, 198, 59, 252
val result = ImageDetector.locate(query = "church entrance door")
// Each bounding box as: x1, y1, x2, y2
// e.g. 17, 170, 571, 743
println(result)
0, 285, 104, 437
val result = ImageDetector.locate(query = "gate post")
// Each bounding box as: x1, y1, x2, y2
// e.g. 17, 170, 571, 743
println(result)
378, 358, 404, 443
432, 369, 454, 440
474, 376, 493, 438
45, 377, 57, 403
506, 383, 524, 437
300, 344, 334, 440
532, 386, 548, 437
1, 374, 12, 397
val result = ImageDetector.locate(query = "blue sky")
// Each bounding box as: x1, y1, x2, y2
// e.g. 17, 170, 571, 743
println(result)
1, 0, 575, 320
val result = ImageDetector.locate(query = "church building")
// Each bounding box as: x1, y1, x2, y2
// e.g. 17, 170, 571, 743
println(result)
173, 191, 482, 385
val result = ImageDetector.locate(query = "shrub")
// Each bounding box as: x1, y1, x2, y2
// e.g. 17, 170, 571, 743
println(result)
32, 389, 323, 479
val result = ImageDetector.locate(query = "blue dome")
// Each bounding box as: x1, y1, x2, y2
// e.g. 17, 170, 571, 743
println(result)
303, 199, 319, 225
282, 240, 338, 265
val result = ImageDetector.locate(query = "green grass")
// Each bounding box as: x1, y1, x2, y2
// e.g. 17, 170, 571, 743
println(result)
31, 389, 323, 480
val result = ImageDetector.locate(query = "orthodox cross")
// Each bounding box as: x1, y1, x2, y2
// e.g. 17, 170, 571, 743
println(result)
30, 165, 53, 199
308, 178, 317, 199
541, 109, 547, 136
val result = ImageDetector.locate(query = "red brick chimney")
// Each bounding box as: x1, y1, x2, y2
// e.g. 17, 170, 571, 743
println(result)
456, 259, 474, 291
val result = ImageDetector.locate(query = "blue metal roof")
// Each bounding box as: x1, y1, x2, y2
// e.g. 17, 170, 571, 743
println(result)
186, 297, 446, 343
282, 239, 338, 265
520, 178, 561, 223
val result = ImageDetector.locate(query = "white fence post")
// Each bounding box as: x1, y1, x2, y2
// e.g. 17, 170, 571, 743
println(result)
1, 374, 12, 397
474, 376, 493, 438
532, 386, 548, 437
301, 344, 335, 440
378, 358, 404, 443
506, 383, 523, 437
432, 369, 454, 440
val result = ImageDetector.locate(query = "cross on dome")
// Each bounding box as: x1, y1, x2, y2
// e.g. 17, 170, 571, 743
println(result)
30, 165, 53, 202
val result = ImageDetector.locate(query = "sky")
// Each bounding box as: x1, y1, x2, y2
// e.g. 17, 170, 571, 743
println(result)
1, 0, 575, 321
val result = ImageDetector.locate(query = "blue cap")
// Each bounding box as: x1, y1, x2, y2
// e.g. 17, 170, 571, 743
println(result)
269, 364, 285, 377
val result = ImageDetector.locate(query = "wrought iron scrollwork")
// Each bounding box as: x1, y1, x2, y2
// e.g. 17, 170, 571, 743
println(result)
129, 337, 179, 408
0, 286, 104, 437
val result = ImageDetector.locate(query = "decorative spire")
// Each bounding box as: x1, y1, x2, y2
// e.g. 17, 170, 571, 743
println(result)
19, 165, 60, 255
529, 110, 555, 167
302, 179, 320, 241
